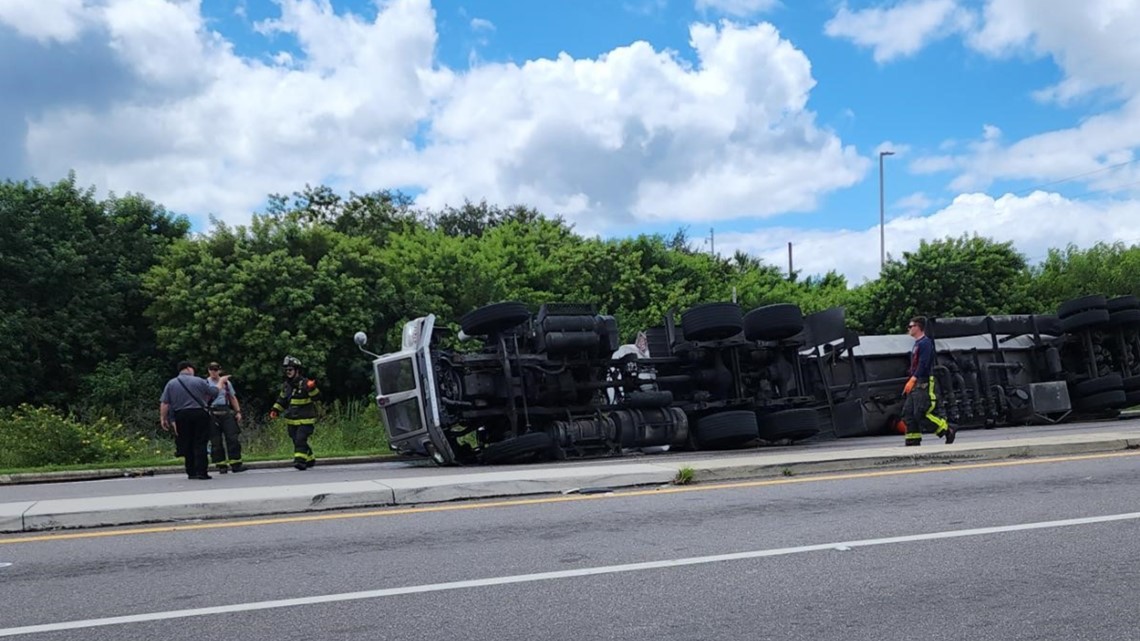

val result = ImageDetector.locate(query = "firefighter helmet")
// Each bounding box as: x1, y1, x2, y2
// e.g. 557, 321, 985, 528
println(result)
282, 355, 302, 368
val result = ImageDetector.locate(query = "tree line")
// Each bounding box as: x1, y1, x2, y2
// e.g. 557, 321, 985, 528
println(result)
3, 174, 1138, 438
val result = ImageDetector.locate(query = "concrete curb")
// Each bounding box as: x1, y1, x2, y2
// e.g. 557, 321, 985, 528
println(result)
2, 435, 1138, 534
684, 437, 1140, 483
0, 454, 405, 486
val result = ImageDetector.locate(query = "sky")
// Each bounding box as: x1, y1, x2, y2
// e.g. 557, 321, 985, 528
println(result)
2, 0, 1139, 284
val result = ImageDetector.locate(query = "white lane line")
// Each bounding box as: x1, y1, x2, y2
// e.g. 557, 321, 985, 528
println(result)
3, 511, 1138, 637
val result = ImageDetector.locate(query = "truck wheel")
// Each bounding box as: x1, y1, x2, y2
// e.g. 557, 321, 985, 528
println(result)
743, 304, 804, 342
1106, 296, 1140, 313
480, 432, 555, 464
1076, 389, 1127, 412
460, 302, 531, 336
1059, 308, 1109, 334
1057, 295, 1107, 319
694, 410, 758, 449
1074, 373, 1124, 398
756, 408, 820, 442
681, 303, 744, 342
1110, 308, 1140, 327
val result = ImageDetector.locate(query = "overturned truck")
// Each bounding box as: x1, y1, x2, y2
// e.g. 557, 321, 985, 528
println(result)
354, 294, 1138, 465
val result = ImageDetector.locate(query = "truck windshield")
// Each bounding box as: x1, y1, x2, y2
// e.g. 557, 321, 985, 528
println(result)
377, 357, 416, 394
384, 398, 424, 438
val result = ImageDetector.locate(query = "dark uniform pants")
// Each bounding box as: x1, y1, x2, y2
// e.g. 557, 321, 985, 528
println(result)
174, 408, 211, 478
209, 408, 242, 468
902, 377, 950, 442
289, 422, 316, 465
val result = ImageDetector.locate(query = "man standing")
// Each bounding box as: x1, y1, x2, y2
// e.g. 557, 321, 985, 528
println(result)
269, 355, 321, 470
160, 361, 230, 480
206, 362, 245, 473
902, 316, 956, 447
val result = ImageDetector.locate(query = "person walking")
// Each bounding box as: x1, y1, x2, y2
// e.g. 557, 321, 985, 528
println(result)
269, 355, 322, 470
901, 316, 956, 447
206, 362, 245, 473
160, 361, 230, 480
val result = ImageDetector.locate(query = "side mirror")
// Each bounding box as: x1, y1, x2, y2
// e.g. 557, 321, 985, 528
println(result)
354, 331, 381, 359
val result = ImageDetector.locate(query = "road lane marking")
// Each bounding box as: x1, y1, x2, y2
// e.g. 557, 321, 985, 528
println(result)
3, 510, 1139, 637
2, 450, 1138, 545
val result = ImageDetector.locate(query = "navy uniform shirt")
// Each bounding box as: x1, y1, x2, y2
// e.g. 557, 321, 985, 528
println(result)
908, 335, 935, 379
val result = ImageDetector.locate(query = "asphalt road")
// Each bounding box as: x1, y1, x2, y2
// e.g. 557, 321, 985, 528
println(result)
2, 452, 1139, 640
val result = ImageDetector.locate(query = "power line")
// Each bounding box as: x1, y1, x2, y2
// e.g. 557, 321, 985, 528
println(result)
1012, 158, 1139, 196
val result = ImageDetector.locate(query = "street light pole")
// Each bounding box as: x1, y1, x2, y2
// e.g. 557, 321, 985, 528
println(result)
879, 150, 895, 270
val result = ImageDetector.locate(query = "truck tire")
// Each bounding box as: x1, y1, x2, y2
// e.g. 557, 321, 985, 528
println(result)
480, 432, 555, 464
1057, 295, 1107, 320
1110, 308, 1140, 327
1059, 308, 1109, 334
756, 408, 820, 442
681, 303, 744, 342
1076, 389, 1127, 412
693, 410, 758, 448
743, 304, 805, 342
1074, 373, 1123, 397
460, 302, 531, 336
1106, 296, 1140, 313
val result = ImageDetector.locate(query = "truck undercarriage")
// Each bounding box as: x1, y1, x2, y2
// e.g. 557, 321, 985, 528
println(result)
355, 294, 1140, 465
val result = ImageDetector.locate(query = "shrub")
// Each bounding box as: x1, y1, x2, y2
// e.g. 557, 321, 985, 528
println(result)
0, 404, 148, 468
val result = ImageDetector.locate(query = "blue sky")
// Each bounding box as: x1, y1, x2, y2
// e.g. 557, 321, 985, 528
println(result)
2, 0, 1139, 281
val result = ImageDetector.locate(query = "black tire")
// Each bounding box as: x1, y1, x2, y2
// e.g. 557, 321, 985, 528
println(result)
1127, 390, 1140, 407
1076, 389, 1127, 412
460, 302, 531, 336
480, 432, 555, 464
756, 408, 820, 442
1059, 308, 1109, 334
1057, 295, 1107, 319
681, 303, 744, 342
743, 304, 805, 342
1074, 373, 1123, 397
693, 410, 759, 448
1124, 376, 1140, 392
1107, 296, 1140, 313
1110, 308, 1140, 327
625, 390, 673, 408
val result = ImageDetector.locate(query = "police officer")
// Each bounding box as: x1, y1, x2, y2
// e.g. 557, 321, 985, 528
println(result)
902, 316, 956, 446
269, 355, 322, 470
160, 361, 230, 479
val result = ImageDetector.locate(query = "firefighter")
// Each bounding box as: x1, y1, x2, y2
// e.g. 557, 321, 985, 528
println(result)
901, 316, 956, 446
269, 355, 322, 470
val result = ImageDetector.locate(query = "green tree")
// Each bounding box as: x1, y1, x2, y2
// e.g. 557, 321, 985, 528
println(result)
1028, 242, 1140, 312
144, 216, 398, 403
0, 175, 188, 407
850, 235, 1033, 334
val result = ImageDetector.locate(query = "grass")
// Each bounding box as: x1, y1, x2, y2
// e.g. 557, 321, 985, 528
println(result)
673, 466, 695, 485
0, 398, 393, 475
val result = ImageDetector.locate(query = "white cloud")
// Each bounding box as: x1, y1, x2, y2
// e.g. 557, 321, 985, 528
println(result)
695, 0, 780, 18
470, 17, 494, 32
0, 0, 91, 43
5, 1, 866, 231
824, 0, 974, 63
718, 191, 1140, 284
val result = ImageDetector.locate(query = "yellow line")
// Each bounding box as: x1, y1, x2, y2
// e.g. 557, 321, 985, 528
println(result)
3, 450, 1137, 545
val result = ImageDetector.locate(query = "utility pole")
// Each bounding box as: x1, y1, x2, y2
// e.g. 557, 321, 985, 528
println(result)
787, 242, 793, 279
879, 150, 895, 270
708, 227, 715, 257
